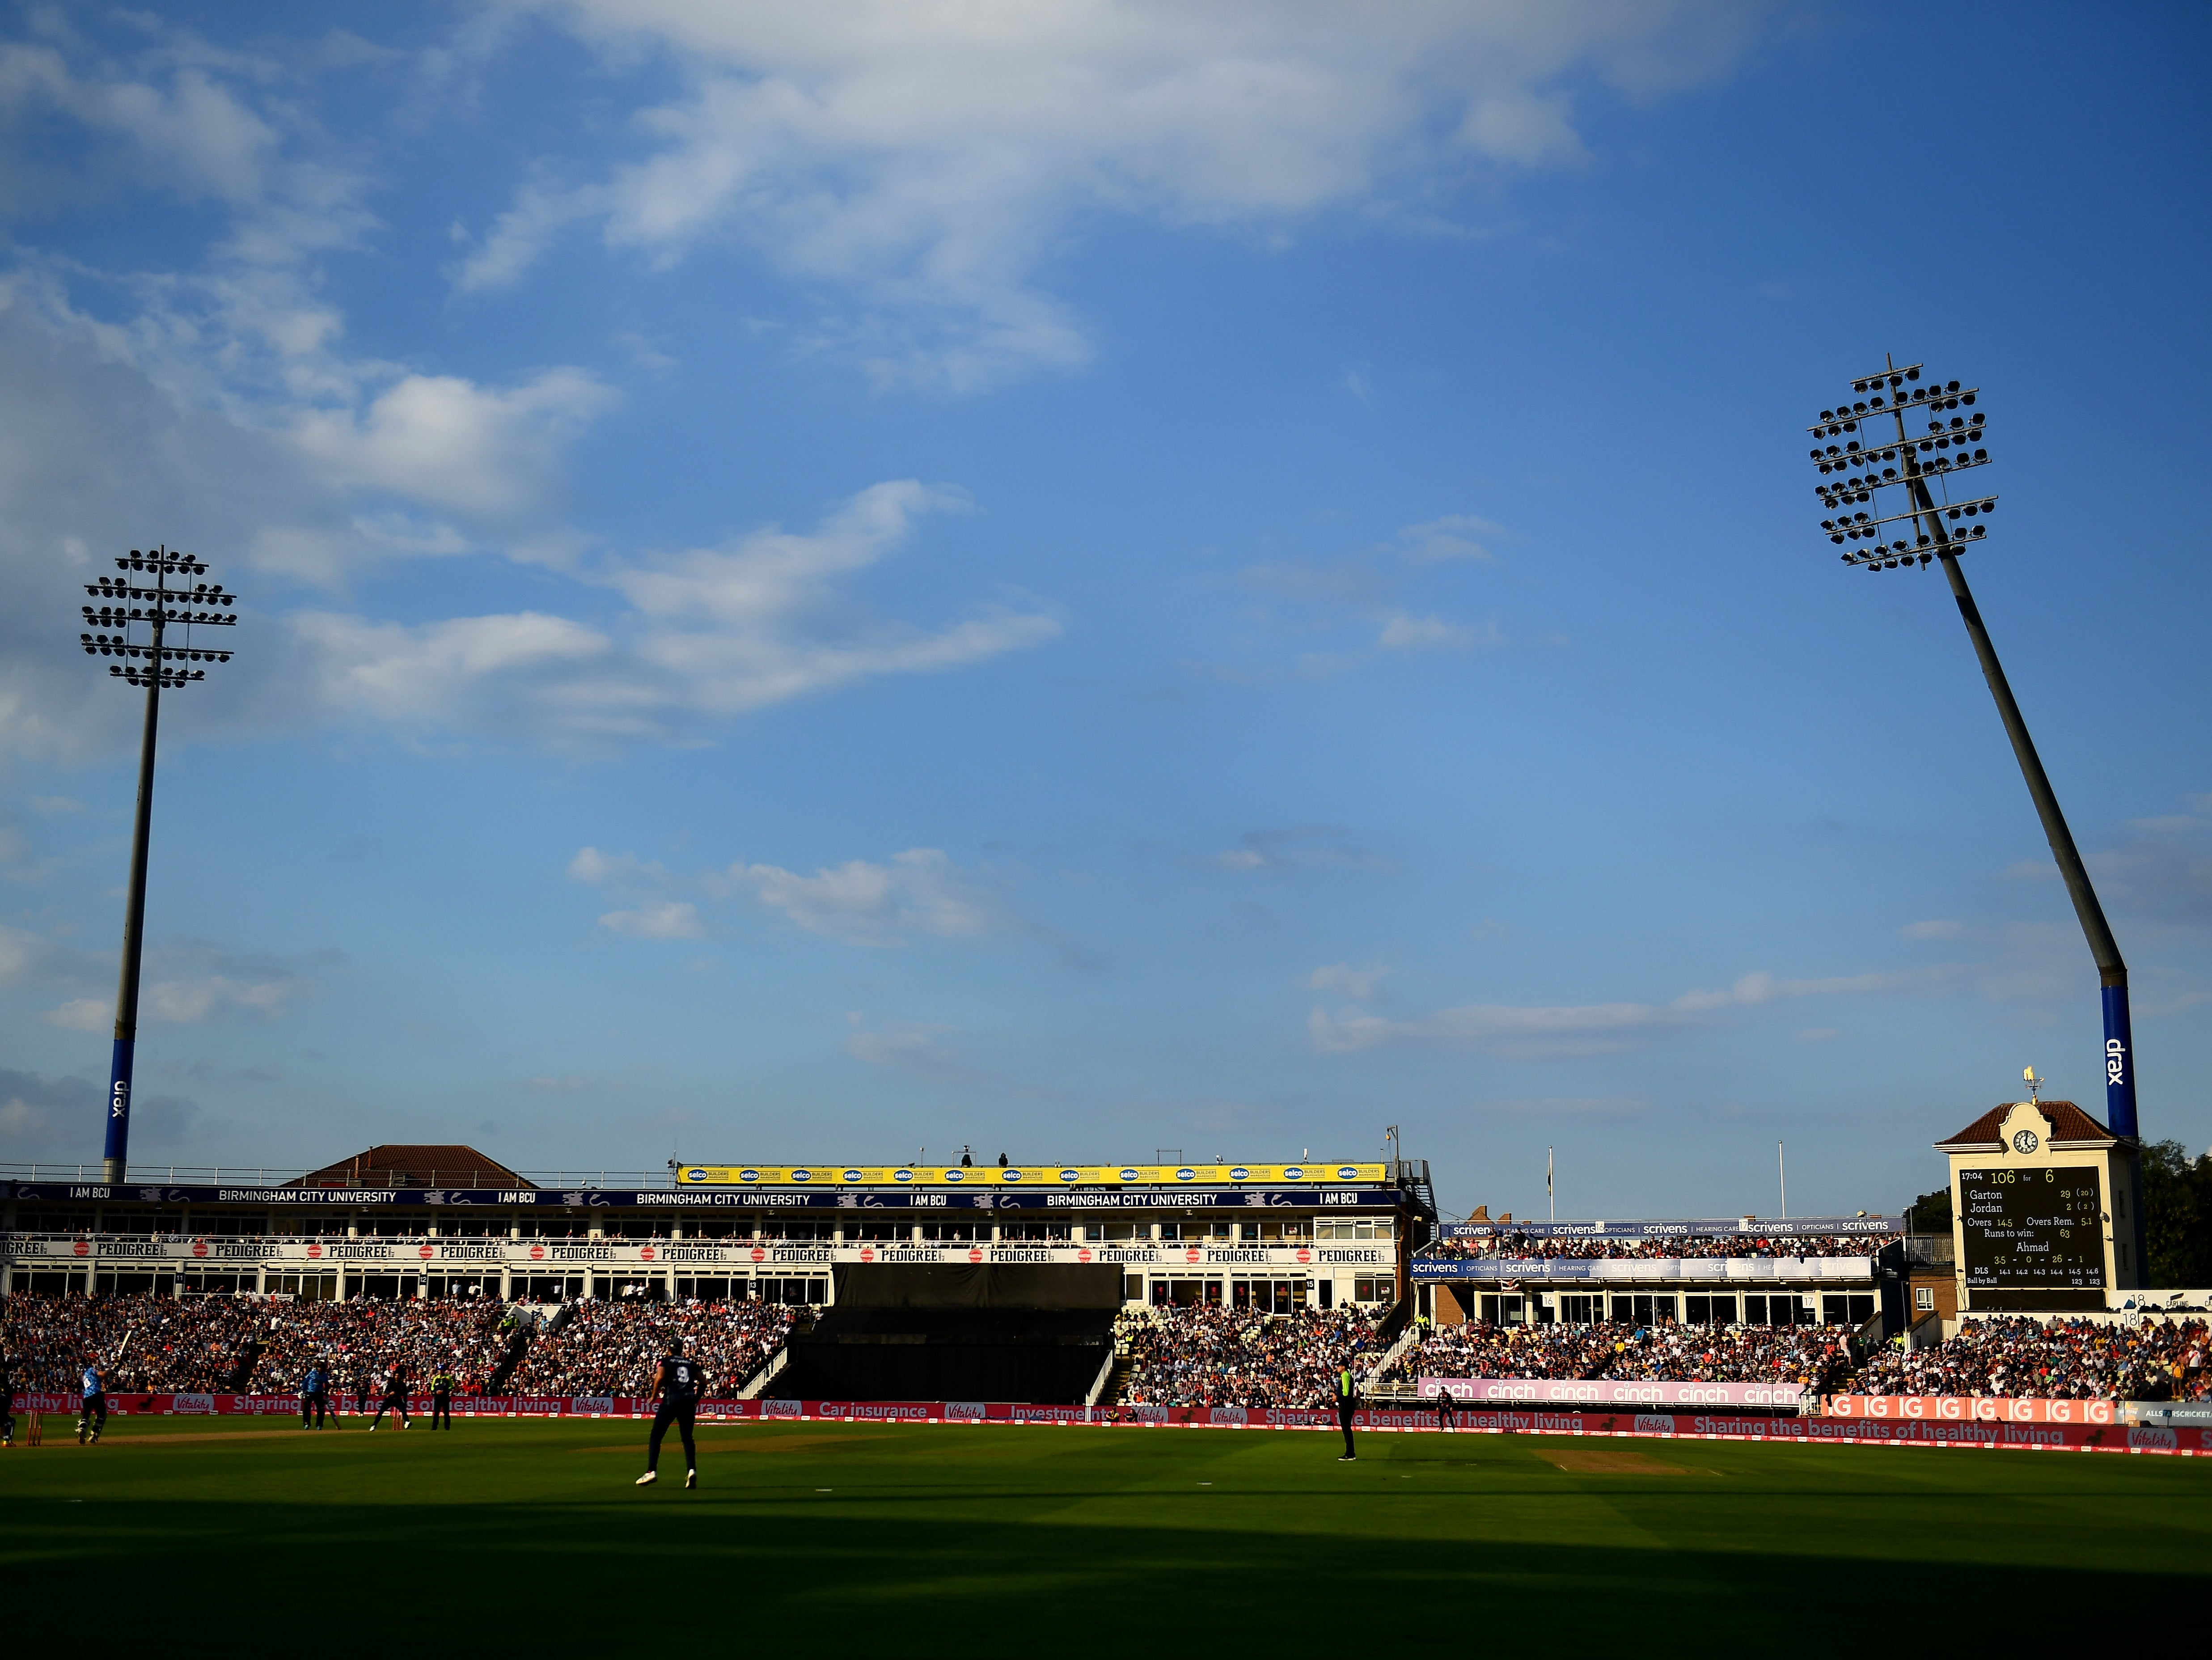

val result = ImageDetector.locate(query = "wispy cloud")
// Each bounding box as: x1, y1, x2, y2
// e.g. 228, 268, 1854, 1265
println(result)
845, 1014, 962, 1072
456, 5, 1766, 386
1192, 825, 1394, 875
1378, 611, 1502, 652
728, 850, 1012, 948
1310, 969, 1936, 1056
37, 936, 333, 1029
1306, 961, 1389, 1002
597, 900, 706, 940
572, 841, 1019, 949
302, 481, 1058, 745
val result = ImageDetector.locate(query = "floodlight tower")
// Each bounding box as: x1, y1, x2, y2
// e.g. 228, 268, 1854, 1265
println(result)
77, 546, 237, 1182
1801, 361, 2143, 1251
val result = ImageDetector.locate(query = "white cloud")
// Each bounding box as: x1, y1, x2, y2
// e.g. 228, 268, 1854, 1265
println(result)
299, 610, 613, 726
1379, 611, 1501, 652
598, 900, 706, 939
25, 936, 331, 1027
0, 808, 48, 881
1195, 825, 1392, 873
465, 2, 1768, 385
0, 921, 46, 982
140, 936, 317, 1022
299, 482, 1057, 743
40, 996, 110, 1032
731, 848, 1010, 947
568, 846, 637, 884
845, 1015, 960, 1071
0, 37, 280, 205
1306, 961, 1388, 1002
1901, 919, 1964, 940
1310, 967, 1930, 1054
1400, 513, 1503, 563
569, 841, 1016, 947
288, 370, 617, 521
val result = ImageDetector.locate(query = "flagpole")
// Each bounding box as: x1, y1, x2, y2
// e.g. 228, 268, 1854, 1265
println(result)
1547, 1146, 1554, 1222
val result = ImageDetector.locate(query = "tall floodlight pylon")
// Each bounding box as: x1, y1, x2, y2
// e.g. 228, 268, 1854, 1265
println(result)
1801, 360, 2144, 1269
78, 546, 238, 1182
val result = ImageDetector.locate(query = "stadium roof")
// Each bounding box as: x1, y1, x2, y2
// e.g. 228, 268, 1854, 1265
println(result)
290, 1145, 532, 1190
1934, 1100, 2118, 1152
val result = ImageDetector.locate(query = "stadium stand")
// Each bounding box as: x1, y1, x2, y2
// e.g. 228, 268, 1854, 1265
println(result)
503, 1298, 797, 1397
0, 1292, 516, 1395
1115, 1304, 1381, 1408
1855, 1316, 2212, 1401
3, 1293, 258, 1392
1379, 1320, 1854, 1392
250, 1297, 514, 1396
1420, 1233, 1885, 1261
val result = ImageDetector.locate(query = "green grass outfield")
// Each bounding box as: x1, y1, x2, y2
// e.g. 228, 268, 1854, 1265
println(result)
5, 1414, 2207, 1647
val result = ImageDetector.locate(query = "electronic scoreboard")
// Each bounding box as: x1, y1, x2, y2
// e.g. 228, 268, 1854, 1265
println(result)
1958, 1165, 2104, 1302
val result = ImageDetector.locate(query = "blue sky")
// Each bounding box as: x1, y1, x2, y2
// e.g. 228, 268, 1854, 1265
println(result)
1, 1, 2207, 1218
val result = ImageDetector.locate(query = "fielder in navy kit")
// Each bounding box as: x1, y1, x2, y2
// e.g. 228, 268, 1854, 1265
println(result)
635, 1341, 703, 1490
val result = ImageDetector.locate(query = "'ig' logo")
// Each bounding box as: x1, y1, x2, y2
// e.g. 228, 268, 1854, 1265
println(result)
2106, 1038, 2127, 1089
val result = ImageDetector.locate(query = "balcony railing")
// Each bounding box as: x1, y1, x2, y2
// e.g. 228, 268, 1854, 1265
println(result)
0, 1163, 673, 1190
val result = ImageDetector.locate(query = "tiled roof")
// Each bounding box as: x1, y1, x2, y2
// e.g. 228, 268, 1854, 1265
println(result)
290, 1144, 531, 1189
1935, 1100, 2116, 1150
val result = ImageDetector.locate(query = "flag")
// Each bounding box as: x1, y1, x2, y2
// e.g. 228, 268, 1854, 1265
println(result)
1547, 1147, 1553, 1199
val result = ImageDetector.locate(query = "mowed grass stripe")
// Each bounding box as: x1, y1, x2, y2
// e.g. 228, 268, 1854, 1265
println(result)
4, 1420, 2206, 1647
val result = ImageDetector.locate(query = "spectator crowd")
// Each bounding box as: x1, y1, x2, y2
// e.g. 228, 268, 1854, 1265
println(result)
1117, 1304, 1379, 1409
1379, 1320, 1852, 1392
8, 1292, 2206, 1407
503, 1298, 798, 1398
3, 1294, 261, 1392
1420, 1233, 1887, 1262
1855, 1317, 2211, 1401
0, 1293, 516, 1396
250, 1298, 514, 1398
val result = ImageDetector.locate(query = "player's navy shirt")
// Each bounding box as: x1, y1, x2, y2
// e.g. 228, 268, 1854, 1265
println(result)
660, 1356, 701, 1403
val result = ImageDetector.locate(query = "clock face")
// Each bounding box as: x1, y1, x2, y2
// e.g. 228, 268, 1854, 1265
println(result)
2012, 1129, 2040, 1154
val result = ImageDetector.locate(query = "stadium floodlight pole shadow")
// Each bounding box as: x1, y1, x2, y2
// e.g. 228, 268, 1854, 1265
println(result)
1802, 360, 2144, 1264
78, 545, 238, 1182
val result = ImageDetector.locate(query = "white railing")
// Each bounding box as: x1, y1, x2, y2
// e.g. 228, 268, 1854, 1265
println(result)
2, 1234, 1376, 1271
736, 1347, 791, 1401
1414, 1254, 1875, 1281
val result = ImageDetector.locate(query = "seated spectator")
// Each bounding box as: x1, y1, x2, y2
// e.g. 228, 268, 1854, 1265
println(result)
503, 1298, 799, 1398
1852, 1316, 2211, 1401
1116, 1304, 1380, 1410
1419, 1231, 1887, 1263
1383, 1319, 1853, 1393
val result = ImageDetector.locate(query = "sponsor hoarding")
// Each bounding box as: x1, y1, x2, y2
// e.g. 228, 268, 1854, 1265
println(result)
1438, 1216, 1902, 1240
1821, 1394, 2115, 1424
675, 1163, 1387, 1188
4, 1391, 2197, 1453
1418, 1376, 1804, 1407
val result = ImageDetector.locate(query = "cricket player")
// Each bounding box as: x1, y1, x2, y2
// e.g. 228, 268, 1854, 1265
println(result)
634, 1339, 703, 1490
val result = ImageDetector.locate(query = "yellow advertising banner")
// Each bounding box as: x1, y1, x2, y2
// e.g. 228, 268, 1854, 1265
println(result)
674, 1161, 1387, 1188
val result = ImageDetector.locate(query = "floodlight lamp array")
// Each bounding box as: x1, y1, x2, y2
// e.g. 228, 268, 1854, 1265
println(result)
1800, 366, 1998, 572
75, 546, 237, 687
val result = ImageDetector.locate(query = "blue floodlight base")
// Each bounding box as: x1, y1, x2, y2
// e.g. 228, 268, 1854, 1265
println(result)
2101, 984, 2138, 1141
104, 1036, 134, 1172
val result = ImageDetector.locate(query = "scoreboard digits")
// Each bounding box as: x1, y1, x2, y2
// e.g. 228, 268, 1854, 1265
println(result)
1958, 1166, 2104, 1290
